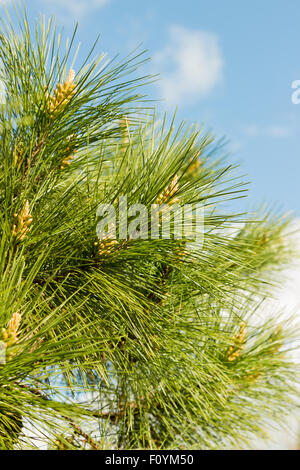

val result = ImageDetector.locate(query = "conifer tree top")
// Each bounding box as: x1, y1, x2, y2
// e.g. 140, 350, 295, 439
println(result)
0, 6, 298, 450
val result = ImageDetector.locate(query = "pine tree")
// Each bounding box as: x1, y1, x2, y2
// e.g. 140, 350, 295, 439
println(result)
0, 7, 299, 450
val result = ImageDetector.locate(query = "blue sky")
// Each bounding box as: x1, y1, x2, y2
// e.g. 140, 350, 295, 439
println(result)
2, 0, 300, 215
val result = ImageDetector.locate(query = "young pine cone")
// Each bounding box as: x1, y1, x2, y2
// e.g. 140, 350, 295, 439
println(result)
46, 69, 76, 117
12, 202, 32, 242
156, 176, 179, 205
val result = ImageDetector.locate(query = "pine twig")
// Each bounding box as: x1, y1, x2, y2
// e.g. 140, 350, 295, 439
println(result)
17, 383, 101, 450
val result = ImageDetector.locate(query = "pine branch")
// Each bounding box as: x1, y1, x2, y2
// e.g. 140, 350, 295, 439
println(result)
0, 5, 298, 451
18, 383, 101, 450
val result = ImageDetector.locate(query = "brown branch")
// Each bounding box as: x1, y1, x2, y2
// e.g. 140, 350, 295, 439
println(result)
24, 132, 47, 179
68, 419, 100, 450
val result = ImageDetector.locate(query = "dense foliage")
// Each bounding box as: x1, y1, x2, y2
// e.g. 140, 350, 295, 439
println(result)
0, 8, 298, 450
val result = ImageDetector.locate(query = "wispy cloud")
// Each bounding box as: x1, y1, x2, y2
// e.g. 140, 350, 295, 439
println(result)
41, 0, 111, 21
153, 25, 223, 106
242, 124, 292, 138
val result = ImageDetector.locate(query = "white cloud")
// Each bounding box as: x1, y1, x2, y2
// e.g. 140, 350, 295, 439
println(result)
42, 0, 110, 20
153, 25, 223, 106
242, 124, 292, 138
